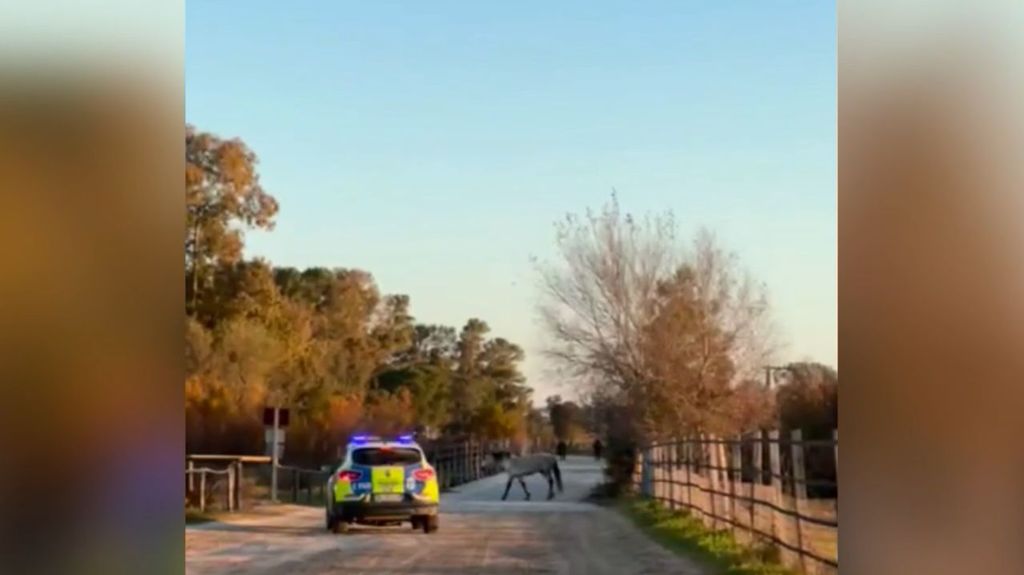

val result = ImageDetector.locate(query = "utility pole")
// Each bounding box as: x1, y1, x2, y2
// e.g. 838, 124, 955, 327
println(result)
764, 365, 793, 389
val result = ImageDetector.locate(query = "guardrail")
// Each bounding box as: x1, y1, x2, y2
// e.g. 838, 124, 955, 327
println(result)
634, 430, 838, 575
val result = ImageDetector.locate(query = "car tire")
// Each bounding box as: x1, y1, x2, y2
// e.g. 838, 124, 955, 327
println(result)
422, 515, 439, 534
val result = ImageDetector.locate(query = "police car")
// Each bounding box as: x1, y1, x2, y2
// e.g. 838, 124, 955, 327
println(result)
325, 434, 440, 534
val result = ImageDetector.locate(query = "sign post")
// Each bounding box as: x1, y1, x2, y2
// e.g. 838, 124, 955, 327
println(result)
263, 406, 290, 502
271, 407, 280, 501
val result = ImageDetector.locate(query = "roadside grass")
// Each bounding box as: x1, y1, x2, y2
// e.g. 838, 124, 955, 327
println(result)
618, 496, 797, 575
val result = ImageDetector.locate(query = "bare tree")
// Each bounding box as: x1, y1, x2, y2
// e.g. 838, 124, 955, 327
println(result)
537, 196, 776, 440
536, 197, 677, 414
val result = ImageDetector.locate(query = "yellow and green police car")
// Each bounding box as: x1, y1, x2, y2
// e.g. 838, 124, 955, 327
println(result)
325, 434, 440, 534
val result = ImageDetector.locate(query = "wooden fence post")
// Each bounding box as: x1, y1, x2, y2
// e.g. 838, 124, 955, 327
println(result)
227, 465, 235, 511
767, 430, 782, 555
730, 437, 742, 537
790, 429, 808, 573
199, 470, 206, 512
654, 444, 662, 503
834, 428, 840, 517
707, 435, 719, 530
716, 437, 730, 532
292, 468, 299, 502
668, 441, 676, 511
684, 440, 693, 511
236, 461, 244, 511
791, 430, 808, 499
666, 443, 672, 506
751, 433, 762, 538
632, 446, 639, 492
187, 459, 194, 493
651, 444, 658, 501
833, 429, 839, 476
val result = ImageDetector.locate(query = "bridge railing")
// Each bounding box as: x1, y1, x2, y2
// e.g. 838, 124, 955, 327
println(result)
634, 430, 838, 575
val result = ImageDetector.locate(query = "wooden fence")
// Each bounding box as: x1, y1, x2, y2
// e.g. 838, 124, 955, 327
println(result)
186, 455, 270, 512
634, 430, 838, 575
185, 440, 500, 513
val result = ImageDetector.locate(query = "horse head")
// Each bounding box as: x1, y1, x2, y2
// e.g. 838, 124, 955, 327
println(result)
489, 451, 512, 472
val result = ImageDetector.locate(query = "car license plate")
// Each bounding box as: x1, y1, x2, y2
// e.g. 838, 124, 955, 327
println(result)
372, 466, 405, 494
375, 493, 402, 502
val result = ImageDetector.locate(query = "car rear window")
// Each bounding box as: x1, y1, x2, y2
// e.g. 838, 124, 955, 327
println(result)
352, 447, 422, 466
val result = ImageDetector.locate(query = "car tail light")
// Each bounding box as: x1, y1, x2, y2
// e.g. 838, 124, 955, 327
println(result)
413, 468, 434, 482
337, 470, 362, 482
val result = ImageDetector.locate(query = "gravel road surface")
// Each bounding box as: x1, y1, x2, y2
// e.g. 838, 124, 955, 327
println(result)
185, 456, 707, 575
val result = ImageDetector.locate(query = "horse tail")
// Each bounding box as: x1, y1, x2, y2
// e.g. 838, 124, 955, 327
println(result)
552, 459, 563, 492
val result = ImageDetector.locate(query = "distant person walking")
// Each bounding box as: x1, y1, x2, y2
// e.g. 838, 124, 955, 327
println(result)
556, 440, 567, 461
592, 438, 603, 460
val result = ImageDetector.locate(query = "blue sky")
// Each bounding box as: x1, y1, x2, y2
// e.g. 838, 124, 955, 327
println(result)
186, 1, 836, 402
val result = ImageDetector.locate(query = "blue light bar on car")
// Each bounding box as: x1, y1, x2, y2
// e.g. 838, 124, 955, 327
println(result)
396, 434, 415, 443
349, 434, 381, 444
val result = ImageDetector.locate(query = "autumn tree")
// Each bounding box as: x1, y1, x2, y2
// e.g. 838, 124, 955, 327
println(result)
197, 258, 283, 326
638, 232, 773, 436
185, 125, 533, 461
186, 125, 279, 316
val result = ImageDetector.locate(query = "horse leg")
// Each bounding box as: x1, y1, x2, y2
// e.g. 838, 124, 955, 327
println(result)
518, 477, 531, 500
501, 477, 513, 501
545, 471, 555, 499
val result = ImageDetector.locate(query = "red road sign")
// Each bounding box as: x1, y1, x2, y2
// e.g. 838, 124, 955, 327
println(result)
263, 407, 290, 427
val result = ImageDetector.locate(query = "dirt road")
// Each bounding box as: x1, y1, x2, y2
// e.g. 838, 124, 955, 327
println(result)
186, 456, 707, 574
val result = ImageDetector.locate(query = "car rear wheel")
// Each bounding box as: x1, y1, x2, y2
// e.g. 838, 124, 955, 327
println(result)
422, 515, 439, 534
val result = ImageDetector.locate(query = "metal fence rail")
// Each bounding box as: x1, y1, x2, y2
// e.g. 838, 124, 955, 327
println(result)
185, 439, 502, 513
634, 430, 838, 575
424, 439, 497, 489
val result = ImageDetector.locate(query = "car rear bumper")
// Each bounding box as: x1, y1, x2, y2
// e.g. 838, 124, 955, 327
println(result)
331, 498, 438, 521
